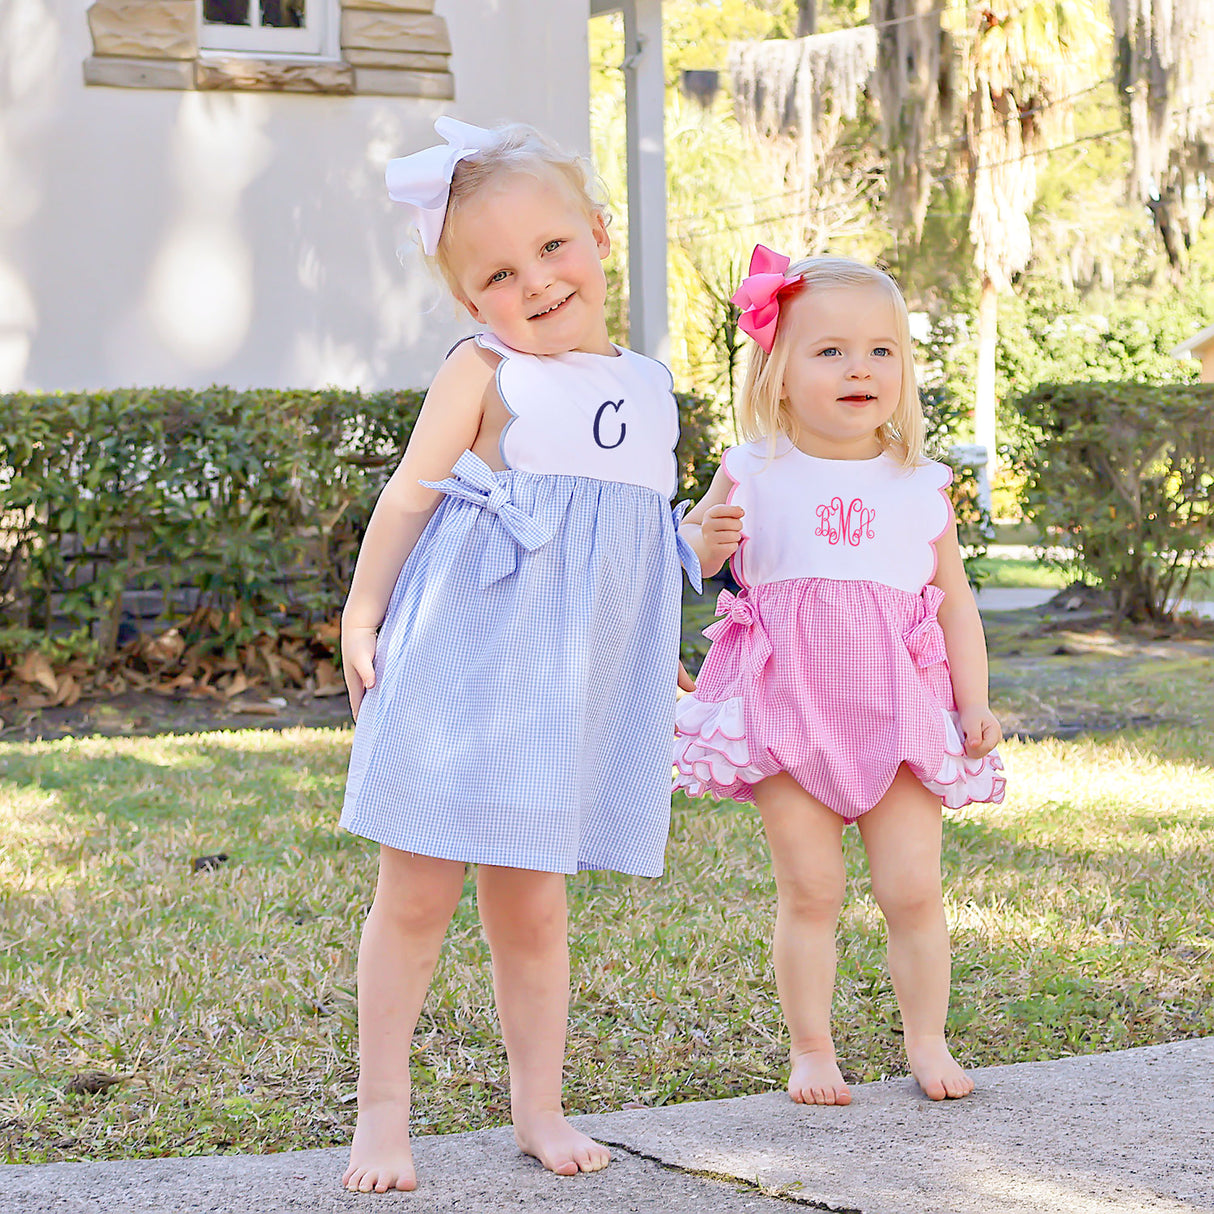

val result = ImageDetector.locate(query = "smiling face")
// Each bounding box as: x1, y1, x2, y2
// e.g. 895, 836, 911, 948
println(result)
444, 167, 613, 357
777, 283, 904, 459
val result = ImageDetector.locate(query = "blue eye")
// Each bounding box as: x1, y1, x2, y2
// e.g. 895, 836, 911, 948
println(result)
873, 346, 892, 357
488, 269, 509, 285
543, 239, 562, 253
819, 346, 841, 356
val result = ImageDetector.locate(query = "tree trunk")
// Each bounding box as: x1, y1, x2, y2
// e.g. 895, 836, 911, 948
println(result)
796, 0, 816, 37
974, 274, 999, 484
1148, 191, 1189, 279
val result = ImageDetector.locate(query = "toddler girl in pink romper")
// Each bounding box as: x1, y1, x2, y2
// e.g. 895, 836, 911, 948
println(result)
675, 248, 1004, 1106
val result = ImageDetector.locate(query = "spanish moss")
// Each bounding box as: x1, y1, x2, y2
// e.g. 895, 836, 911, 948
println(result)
1111, 0, 1214, 268
729, 26, 878, 180
871, 0, 951, 239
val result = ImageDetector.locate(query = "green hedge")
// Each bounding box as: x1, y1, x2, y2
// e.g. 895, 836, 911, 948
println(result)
0, 385, 720, 667
0, 387, 422, 664
0, 382, 989, 673
1014, 381, 1214, 621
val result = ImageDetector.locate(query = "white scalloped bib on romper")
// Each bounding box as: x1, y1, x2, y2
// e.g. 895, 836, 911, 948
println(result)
482, 332, 679, 494
726, 437, 949, 592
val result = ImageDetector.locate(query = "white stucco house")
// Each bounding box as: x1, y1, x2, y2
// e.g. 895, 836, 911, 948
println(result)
1172, 322, 1214, 383
0, 0, 666, 393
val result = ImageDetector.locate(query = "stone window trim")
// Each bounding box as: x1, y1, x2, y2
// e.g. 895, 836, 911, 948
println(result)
83, 0, 454, 97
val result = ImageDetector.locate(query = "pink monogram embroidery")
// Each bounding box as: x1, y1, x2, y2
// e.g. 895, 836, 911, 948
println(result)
815, 496, 876, 546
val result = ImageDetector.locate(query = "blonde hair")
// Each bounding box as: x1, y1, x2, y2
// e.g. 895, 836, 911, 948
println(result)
737, 257, 925, 467
431, 123, 609, 298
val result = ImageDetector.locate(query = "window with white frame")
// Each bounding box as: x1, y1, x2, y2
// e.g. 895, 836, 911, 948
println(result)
200, 0, 331, 56
85, 0, 451, 94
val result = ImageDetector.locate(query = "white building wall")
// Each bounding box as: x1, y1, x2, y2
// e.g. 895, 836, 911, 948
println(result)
0, 0, 591, 392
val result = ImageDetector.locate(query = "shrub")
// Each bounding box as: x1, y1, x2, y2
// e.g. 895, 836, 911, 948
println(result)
0, 386, 721, 677
922, 386, 992, 584
921, 277, 1206, 474
1013, 382, 1214, 621
0, 387, 423, 668
674, 388, 725, 505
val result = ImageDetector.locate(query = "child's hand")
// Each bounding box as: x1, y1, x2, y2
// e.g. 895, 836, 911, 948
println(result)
341, 624, 378, 721
959, 706, 1002, 758
700, 503, 745, 567
677, 660, 696, 693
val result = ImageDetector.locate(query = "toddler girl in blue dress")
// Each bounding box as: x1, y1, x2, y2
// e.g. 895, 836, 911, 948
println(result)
338, 117, 699, 1193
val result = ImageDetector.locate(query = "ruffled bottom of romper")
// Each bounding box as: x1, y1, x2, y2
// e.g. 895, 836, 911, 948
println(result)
673, 580, 1005, 820
342, 452, 697, 877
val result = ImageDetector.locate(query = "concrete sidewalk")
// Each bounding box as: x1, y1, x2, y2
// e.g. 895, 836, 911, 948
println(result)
3, 1039, 1211, 1213
973, 585, 1214, 618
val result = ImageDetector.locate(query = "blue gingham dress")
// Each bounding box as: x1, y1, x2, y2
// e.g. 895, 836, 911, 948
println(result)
341, 333, 701, 877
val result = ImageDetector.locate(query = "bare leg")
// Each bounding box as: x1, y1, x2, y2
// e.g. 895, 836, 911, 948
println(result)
476, 865, 609, 1174
753, 772, 851, 1106
343, 847, 467, 1192
858, 767, 973, 1101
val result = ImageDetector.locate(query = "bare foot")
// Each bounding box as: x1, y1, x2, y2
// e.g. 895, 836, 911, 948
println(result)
342, 1100, 417, 1193
906, 1035, 974, 1101
788, 1044, 852, 1106
514, 1109, 610, 1175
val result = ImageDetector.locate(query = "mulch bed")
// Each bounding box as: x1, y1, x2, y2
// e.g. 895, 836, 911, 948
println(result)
0, 613, 353, 741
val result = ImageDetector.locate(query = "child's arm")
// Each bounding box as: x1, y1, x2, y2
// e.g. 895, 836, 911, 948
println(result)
931, 519, 1003, 758
341, 341, 497, 719
680, 465, 744, 578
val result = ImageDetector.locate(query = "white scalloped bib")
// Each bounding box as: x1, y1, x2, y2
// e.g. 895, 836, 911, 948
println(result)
477, 332, 679, 498
725, 438, 952, 594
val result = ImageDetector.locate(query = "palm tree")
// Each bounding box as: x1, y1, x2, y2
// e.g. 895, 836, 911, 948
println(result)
960, 0, 1106, 479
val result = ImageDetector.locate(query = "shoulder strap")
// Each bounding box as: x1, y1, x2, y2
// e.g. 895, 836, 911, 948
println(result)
475, 331, 517, 360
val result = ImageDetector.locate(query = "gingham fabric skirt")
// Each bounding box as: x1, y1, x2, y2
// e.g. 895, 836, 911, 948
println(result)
673, 579, 1005, 820
341, 455, 690, 876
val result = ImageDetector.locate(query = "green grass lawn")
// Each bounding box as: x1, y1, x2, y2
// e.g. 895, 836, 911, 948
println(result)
974, 552, 1214, 601
972, 555, 1069, 590
3, 724, 1212, 1163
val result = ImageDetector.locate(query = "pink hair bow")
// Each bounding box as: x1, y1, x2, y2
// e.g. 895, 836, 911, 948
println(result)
731, 244, 802, 353
385, 116, 498, 254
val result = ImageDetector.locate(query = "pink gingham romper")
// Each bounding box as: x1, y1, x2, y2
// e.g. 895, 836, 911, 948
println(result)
673, 438, 1005, 820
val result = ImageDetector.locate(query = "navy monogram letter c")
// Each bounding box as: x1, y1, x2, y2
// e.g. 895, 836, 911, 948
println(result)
593, 399, 627, 450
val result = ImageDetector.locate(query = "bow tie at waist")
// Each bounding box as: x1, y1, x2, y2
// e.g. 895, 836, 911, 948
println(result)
904, 584, 948, 669
672, 498, 704, 594
421, 451, 558, 589
702, 588, 772, 674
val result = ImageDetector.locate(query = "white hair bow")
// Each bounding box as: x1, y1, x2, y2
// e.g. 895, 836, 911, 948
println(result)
385, 116, 498, 255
